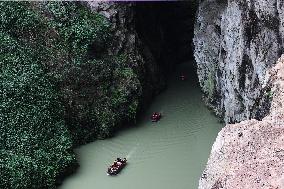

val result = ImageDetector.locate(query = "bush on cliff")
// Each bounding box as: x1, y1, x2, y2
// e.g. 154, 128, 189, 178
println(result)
36, 2, 142, 143
0, 31, 76, 189
62, 55, 141, 143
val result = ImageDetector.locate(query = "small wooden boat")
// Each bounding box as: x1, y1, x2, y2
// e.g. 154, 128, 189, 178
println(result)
180, 75, 186, 81
151, 112, 162, 122
107, 158, 127, 176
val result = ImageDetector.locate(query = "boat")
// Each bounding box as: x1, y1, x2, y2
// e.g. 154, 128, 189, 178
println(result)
107, 158, 127, 176
180, 75, 186, 81
151, 112, 162, 122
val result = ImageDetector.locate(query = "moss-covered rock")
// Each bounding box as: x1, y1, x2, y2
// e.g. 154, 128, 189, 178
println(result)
0, 29, 76, 189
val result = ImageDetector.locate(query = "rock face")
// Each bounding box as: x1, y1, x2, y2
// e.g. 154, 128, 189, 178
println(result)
194, 0, 284, 123
135, 2, 197, 73
199, 55, 284, 189
87, 1, 165, 102
59, 2, 166, 143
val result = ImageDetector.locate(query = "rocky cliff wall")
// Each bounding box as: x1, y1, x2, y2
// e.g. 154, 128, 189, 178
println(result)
86, 1, 168, 112
57, 2, 166, 143
199, 55, 284, 189
87, 2, 165, 101
135, 2, 197, 73
194, 0, 284, 123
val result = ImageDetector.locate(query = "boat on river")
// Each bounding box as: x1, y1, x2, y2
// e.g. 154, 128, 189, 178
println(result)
107, 158, 127, 176
180, 74, 186, 81
151, 112, 162, 122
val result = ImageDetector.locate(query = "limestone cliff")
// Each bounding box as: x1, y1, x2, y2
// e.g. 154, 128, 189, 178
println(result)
195, 1, 284, 188
199, 55, 284, 189
194, 0, 284, 123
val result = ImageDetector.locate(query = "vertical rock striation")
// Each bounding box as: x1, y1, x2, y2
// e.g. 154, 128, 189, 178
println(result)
194, 0, 284, 123
199, 55, 284, 189
195, 1, 284, 188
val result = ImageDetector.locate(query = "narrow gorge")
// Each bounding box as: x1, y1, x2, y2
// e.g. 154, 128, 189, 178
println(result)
1, 1, 284, 189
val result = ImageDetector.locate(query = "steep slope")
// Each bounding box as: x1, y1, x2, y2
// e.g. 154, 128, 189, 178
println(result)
0, 2, 165, 188
199, 55, 284, 189
194, 0, 284, 123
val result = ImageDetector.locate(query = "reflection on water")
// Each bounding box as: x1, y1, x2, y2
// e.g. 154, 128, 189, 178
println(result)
59, 62, 223, 189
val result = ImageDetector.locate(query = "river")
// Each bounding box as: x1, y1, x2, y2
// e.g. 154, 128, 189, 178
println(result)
59, 62, 223, 189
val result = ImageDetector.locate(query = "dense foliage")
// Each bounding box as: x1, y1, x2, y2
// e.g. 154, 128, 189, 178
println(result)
0, 29, 75, 188
63, 55, 141, 143
0, 2, 142, 188
35, 2, 142, 143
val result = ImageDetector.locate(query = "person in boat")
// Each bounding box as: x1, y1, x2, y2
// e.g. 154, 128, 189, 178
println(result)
112, 160, 118, 168
152, 112, 161, 121
152, 112, 158, 119
107, 158, 127, 175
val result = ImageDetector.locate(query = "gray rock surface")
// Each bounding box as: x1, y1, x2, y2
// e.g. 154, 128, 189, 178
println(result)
194, 0, 283, 123
199, 55, 284, 189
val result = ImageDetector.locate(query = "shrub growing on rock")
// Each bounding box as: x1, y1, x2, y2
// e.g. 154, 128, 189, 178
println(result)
36, 2, 142, 143
0, 31, 76, 189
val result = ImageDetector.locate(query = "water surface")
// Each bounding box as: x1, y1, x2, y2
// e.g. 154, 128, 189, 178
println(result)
60, 62, 223, 189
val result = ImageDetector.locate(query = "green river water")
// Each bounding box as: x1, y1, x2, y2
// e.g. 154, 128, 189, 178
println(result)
59, 63, 223, 189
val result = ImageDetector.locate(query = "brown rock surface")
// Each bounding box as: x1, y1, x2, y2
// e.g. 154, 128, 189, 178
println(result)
199, 55, 284, 189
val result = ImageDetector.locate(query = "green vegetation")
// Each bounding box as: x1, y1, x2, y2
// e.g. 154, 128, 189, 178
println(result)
0, 2, 142, 188
0, 31, 75, 189
203, 70, 216, 101
64, 56, 141, 143
265, 89, 274, 99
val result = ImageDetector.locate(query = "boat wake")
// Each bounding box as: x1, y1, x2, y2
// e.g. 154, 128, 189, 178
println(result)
126, 144, 139, 159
